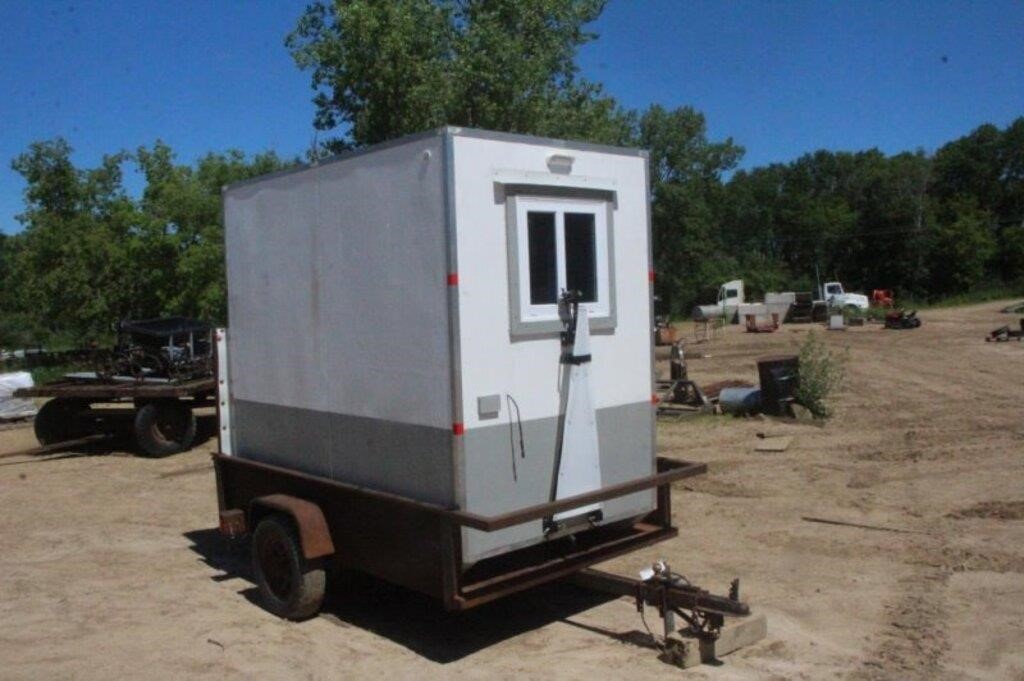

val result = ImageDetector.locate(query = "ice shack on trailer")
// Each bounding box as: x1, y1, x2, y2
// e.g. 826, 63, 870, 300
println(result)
216, 127, 703, 614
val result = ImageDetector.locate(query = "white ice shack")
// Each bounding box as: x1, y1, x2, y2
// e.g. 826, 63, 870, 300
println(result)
222, 127, 655, 564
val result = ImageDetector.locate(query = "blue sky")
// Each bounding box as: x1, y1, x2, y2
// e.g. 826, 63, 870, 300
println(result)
1, 0, 1022, 234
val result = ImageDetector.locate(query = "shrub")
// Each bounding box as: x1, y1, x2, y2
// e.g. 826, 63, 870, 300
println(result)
863, 306, 888, 322
795, 331, 847, 418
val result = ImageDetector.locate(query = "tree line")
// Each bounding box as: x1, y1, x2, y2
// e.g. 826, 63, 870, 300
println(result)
1, 0, 1021, 347
673, 117, 1024, 315
0, 141, 294, 347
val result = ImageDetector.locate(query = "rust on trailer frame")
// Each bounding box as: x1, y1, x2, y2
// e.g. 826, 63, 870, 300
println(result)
451, 521, 676, 609
249, 494, 335, 560
218, 509, 246, 538
213, 453, 705, 609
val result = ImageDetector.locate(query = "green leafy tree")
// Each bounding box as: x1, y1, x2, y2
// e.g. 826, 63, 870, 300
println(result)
928, 197, 997, 295
724, 147, 946, 302
639, 105, 744, 315
7, 140, 157, 343
0, 234, 38, 348
932, 119, 1024, 284
1000, 223, 1024, 285
4, 139, 294, 345
931, 123, 1005, 213
0, 233, 9, 309
994, 118, 1024, 281
136, 143, 292, 322
286, 0, 632, 151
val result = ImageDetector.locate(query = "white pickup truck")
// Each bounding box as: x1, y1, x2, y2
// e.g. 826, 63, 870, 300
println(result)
820, 281, 869, 310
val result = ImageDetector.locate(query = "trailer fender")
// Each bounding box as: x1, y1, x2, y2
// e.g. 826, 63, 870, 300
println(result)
249, 494, 335, 560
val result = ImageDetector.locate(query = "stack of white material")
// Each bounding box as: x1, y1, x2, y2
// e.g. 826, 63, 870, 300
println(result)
0, 371, 38, 420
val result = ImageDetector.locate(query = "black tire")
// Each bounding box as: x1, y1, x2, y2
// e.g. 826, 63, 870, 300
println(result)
133, 400, 196, 457
251, 515, 326, 620
34, 398, 90, 445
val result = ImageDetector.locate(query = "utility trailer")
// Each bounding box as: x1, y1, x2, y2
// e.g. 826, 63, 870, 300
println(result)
214, 128, 754, 653
15, 376, 214, 457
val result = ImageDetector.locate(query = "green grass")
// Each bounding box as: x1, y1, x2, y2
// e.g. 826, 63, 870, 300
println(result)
29, 363, 86, 386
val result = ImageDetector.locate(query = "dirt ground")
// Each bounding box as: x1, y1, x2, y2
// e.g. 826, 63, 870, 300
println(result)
1, 300, 1023, 680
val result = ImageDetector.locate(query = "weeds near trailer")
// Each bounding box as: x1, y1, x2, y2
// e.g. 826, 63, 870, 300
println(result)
862, 306, 889, 323
29, 364, 77, 385
796, 331, 847, 419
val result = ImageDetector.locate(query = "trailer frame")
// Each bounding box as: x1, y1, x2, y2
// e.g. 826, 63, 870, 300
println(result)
214, 452, 706, 611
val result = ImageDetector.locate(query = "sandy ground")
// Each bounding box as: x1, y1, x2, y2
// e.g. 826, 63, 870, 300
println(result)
1, 300, 1023, 680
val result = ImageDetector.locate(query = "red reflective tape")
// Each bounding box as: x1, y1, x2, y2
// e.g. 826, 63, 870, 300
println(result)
651, 394, 660, 404
447, 273, 459, 286
648, 270, 656, 283
452, 422, 465, 435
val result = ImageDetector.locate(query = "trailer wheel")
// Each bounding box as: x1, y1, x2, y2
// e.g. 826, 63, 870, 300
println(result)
134, 400, 196, 457
34, 398, 90, 445
251, 515, 326, 620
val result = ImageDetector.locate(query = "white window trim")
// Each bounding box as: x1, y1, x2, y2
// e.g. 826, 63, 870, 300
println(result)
505, 192, 617, 337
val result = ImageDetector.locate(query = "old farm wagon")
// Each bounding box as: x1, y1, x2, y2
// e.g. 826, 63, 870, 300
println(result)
14, 317, 215, 457
213, 128, 750, 643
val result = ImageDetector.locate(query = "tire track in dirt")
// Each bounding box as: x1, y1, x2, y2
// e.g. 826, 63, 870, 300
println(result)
850, 523, 952, 681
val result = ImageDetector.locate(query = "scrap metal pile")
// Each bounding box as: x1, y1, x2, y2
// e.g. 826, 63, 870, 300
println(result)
95, 317, 213, 383
986, 318, 1024, 342
884, 309, 921, 330
656, 340, 799, 419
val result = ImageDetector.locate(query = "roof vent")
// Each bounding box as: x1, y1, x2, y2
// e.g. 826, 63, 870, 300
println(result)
546, 153, 574, 174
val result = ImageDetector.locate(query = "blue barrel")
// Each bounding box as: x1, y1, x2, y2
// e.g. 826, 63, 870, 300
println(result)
719, 387, 761, 415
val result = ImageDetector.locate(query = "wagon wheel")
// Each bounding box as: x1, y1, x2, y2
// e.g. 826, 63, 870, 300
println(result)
251, 515, 326, 620
133, 400, 196, 457
34, 398, 92, 445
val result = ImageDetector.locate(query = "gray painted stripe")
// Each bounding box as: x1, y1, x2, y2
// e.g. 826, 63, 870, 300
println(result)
461, 400, 655, 562
232, 398, 656, 564
233, 399, 455, 506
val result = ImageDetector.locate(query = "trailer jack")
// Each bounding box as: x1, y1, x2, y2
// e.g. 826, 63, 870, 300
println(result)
570, 560, 765, 669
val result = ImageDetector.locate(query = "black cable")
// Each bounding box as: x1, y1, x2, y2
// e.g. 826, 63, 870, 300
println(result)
506, 394, 526, 460
505, 395, 518, 482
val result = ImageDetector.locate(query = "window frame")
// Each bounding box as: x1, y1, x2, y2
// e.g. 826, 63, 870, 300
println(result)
505, 191, 617, 337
